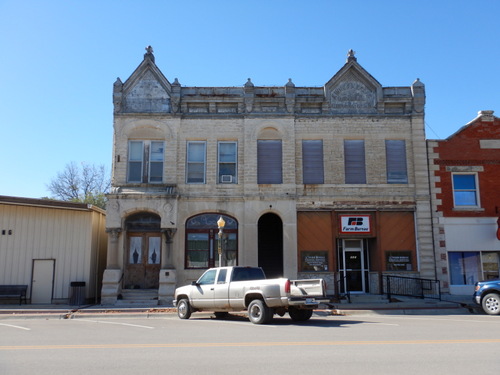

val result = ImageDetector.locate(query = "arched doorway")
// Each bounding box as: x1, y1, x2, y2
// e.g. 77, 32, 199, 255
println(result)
258, 213, 283, 278
124, 212, 161, 289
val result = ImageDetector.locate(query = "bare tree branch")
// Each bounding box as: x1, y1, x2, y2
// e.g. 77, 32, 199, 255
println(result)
47, 162, 110, 209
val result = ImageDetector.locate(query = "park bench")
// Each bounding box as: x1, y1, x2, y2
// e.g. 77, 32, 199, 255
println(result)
0, 285, 28, 305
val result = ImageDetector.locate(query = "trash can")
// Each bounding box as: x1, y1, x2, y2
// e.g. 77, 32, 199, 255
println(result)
69, 281, 86, 305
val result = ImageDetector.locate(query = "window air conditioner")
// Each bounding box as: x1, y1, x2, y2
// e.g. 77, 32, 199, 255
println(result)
221, 175, 233, 183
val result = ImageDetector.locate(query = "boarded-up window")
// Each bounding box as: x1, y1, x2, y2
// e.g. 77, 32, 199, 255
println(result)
258, 140, 282, 184
344, 140, 366, 184
386, 140, 408, 184
302, 140, 324, 184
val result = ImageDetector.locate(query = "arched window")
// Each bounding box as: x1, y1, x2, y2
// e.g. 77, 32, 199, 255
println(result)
185, 213, 238, 269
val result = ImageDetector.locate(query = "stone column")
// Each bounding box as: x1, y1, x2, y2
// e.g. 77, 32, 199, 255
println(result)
161, 228, 177, 268
106, 228, 122, 269
101, 228, 122, 305
158, 228, 177, 306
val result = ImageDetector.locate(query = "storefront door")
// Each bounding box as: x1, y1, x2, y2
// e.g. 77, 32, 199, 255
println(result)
124, 233, 161, 289
341, 239, 368, 293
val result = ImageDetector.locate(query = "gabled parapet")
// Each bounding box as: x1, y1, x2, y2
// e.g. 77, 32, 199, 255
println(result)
113, 47, 424, 117
324, 49, 383, 114
114, 46, 172, 114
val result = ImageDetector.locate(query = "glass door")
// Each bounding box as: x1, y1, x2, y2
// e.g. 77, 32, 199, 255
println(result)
125, 232, 161, 289
341, 239, 368, 293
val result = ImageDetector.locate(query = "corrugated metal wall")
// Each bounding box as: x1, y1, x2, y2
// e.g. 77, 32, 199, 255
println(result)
0, 203, 106, 301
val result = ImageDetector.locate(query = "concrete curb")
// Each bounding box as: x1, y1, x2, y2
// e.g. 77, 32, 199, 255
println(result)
0, 302, 479, 320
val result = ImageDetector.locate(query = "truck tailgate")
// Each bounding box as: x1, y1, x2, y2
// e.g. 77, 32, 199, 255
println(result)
290, 279, 325, 297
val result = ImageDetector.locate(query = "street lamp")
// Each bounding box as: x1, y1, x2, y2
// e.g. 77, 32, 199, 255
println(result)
217, 216, 226, 267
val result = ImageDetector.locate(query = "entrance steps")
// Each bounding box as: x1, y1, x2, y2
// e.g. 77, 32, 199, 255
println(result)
338, 294, 389, 304
116, 289, 159, 306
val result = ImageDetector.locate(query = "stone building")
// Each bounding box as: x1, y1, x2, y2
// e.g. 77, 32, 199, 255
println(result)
102, 47, 433, 305
428, 110, 500, 295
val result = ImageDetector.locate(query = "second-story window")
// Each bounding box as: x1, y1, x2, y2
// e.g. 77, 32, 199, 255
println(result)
187, 141, 206, 184
127, 140, 164, 183
218, 141, 237, 184
386, 140, 408, 184
257, 140, 282, 184
452, 173, 480, 207
302, 140, 324, 184
344, 140, 366, 184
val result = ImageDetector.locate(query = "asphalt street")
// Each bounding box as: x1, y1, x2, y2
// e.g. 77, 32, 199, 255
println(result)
0, 312, 498, 375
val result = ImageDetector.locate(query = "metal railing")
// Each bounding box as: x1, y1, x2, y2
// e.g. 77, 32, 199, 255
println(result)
335, 275, 351, 303
384, 275, 441, 301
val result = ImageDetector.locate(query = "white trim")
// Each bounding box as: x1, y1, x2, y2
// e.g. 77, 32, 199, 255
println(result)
451, 172, 481, 209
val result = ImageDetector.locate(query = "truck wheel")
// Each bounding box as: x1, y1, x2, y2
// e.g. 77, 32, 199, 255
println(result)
482, 293, 500, 315
289, 307, 313, 322
248, 299, 272, 324
177, 298, 192, 319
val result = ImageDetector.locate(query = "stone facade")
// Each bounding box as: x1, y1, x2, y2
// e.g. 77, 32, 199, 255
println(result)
102, 47, 433, 305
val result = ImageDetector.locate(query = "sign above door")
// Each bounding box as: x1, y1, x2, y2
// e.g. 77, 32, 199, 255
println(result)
339, 214, 372, 235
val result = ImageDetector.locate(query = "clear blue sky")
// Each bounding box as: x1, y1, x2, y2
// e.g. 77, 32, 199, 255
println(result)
1, 0, 499, 199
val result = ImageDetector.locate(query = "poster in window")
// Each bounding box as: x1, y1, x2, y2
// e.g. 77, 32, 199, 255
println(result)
148, 237, 161, 264
129, 237, 142, 264
301, 251, 329, 272
386, 251, 412, 271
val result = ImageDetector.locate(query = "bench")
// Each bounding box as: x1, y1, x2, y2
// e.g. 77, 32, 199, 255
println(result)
0, 285, 28, 305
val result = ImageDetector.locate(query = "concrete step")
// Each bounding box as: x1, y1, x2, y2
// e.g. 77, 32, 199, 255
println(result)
119, 289, 158, 304
347, 294, 389, 303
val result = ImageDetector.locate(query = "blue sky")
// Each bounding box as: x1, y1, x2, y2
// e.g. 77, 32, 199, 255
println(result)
1, 0, 499, 199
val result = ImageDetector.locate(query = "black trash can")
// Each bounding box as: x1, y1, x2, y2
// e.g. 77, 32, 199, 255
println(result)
69, 281, 86, 305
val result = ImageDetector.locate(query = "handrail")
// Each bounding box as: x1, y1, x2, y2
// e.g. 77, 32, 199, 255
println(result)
336, 275, 351, 303
385, 275, 441, 301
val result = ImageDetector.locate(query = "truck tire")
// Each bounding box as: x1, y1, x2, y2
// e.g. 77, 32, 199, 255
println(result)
248, 299, 272, 324
177, 298, 192, 319
288, 307, 313, 322
482, 293, 500, 315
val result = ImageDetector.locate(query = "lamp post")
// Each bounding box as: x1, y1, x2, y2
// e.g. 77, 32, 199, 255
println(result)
217, 216, 226, 267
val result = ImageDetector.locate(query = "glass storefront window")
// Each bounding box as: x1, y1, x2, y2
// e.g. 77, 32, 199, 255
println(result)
185, 214, 238, 269
449, 252, 480, 285
482, 252, 500, 280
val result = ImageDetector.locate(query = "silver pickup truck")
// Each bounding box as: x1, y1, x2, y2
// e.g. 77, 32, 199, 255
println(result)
173, 266, 329, 324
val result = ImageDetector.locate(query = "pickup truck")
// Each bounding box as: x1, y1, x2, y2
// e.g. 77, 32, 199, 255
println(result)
473, 279, 500, 315
173, 266, 329, 324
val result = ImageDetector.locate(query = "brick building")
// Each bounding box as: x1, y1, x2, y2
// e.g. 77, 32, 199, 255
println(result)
102, 47, 433, 305
428, 110, 500, 295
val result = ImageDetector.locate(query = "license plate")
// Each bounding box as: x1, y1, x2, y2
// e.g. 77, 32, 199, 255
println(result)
305, 298, 316, 304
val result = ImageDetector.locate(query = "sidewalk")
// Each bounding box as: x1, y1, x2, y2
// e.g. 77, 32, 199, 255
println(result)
329, 294, 477, 316
0, 294, 479, 320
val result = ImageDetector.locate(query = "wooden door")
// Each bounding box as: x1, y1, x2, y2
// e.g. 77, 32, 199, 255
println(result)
124, 233, 161, 289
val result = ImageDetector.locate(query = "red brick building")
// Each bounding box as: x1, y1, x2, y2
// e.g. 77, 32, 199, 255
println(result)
428, 110, 500, 294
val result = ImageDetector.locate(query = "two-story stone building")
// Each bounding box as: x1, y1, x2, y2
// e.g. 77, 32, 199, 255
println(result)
428, 110, 500, 295
102, 47, 433, 305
